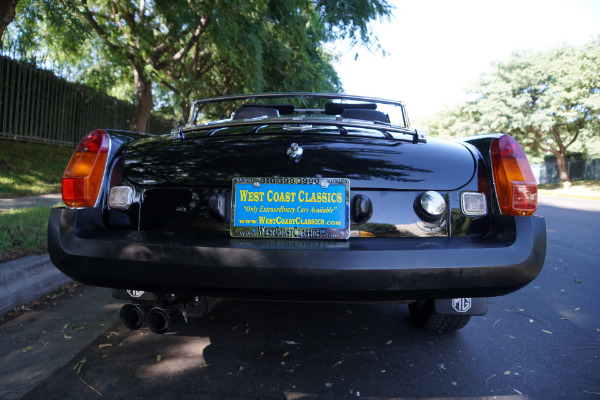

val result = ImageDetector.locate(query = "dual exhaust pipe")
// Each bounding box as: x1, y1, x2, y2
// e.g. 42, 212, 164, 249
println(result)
119, 304, 186, 334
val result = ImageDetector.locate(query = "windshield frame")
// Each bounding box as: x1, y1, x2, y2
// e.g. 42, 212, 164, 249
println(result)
187, 92, 411, 129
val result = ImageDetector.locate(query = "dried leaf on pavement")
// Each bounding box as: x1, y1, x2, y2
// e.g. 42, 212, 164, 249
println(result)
74, 358, 86, 375
73, 357, 102, 397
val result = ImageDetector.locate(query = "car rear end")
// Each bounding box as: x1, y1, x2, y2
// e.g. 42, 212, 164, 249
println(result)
48, 93, 546, 333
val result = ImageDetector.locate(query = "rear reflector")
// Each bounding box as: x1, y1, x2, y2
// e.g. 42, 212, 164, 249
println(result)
62, 130, 109, 207
491, 134, 538, 216
461, 192, 487, 216
109, 186, 133, 209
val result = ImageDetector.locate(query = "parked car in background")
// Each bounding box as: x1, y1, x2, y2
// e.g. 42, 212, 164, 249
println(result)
48, 93, 546, 334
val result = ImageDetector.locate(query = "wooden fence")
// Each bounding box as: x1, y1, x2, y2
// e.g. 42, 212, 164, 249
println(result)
0, 56, 176, 147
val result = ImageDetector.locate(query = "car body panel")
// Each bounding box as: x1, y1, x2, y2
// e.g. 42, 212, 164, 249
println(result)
48, 207, 545, 301
122, 134, 476, 191
48, 93, 546, 307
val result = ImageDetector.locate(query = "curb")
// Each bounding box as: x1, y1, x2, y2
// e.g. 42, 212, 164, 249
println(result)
538, 190, 600, 201
0, 254, 72, 316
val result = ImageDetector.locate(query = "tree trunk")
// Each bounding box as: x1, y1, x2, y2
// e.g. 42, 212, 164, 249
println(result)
180, 100, 190, 125
555, 151, 570, 183
0, 0, 20, 47
130, 63, 153, 132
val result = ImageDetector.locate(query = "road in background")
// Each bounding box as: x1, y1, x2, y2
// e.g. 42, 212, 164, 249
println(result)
4, 196, 598, 400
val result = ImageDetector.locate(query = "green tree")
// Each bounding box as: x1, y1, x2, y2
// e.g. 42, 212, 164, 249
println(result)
424, 39, 600, 182
0, 0, 20, 46
5, 0, 392, 131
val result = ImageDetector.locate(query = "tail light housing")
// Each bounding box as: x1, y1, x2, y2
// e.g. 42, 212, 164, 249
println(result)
491, 134, 538, 216
62, 130, 110, 207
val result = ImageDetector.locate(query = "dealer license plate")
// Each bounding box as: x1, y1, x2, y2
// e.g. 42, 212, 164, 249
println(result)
231, 177, 350, 239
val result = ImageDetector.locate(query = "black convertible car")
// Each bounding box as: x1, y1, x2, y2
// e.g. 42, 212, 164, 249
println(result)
48, 93, 546, 334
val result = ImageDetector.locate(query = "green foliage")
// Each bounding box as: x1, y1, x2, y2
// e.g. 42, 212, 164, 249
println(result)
3, 0, 137, 103
4, 0, 393, 126
316, 0, 392, 49
423, 38, 600, 181
0, 139, 73, 197
0, 206, 53, 263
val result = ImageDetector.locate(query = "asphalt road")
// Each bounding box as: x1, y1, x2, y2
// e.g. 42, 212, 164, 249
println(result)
3, 195, 600, 400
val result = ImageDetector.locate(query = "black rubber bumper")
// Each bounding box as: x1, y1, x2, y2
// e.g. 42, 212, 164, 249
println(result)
48, 208, 546, 301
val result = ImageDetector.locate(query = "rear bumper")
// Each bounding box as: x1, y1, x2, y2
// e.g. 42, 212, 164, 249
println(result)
48, 208, 546, 302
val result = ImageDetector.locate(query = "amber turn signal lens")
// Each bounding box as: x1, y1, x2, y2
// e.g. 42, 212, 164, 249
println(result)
491, 134, 538, 216
62, 130, 109, 207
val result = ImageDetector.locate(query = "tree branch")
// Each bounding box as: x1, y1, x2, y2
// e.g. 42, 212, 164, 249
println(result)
160, 79, 180, 94
525, 126, 555, 153
196, 60, 216, 79
565, 130, 581, 149
151, 21, 204, 69
80, 0, 120, 52
564, 118, 585, 149
552, 127, 566, 153
109, 1, 124, 30
172, 24, 203, 62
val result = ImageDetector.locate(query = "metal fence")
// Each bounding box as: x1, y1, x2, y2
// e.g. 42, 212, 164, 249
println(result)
532, 159, 600, 184
0, 56, 176, 147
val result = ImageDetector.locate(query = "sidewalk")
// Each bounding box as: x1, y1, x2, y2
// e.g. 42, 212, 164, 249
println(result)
0, 285, 120, 400
0, 193, 62, 212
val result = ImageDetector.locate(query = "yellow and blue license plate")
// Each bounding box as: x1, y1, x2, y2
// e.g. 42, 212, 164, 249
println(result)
231, 177, 350, 239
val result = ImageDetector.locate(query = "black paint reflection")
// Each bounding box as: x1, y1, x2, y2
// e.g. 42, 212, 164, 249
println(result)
123, 132, 474, 191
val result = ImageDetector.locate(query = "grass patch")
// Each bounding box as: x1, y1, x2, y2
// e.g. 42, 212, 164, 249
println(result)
0, 206, 53, 263
538, 180, 600, 192
0, 139, 74, 198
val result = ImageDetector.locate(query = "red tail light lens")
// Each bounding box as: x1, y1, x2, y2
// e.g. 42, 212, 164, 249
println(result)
62, 130, 110, 207
491, 134, 538, 216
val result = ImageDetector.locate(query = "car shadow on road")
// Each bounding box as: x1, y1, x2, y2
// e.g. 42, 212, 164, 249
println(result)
22, 299, 500, 400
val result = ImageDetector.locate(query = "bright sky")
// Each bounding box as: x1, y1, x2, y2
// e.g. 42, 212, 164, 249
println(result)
334, 0, 600, 124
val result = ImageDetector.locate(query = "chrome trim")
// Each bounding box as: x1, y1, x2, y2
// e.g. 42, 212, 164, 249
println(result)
180, 117, 425, 143
187, 92, 409, 129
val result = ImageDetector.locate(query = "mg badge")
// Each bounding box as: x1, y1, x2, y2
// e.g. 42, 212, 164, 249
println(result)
452, 298, 472, 313
286, 143, 303, 162
127, 290, 145, 298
